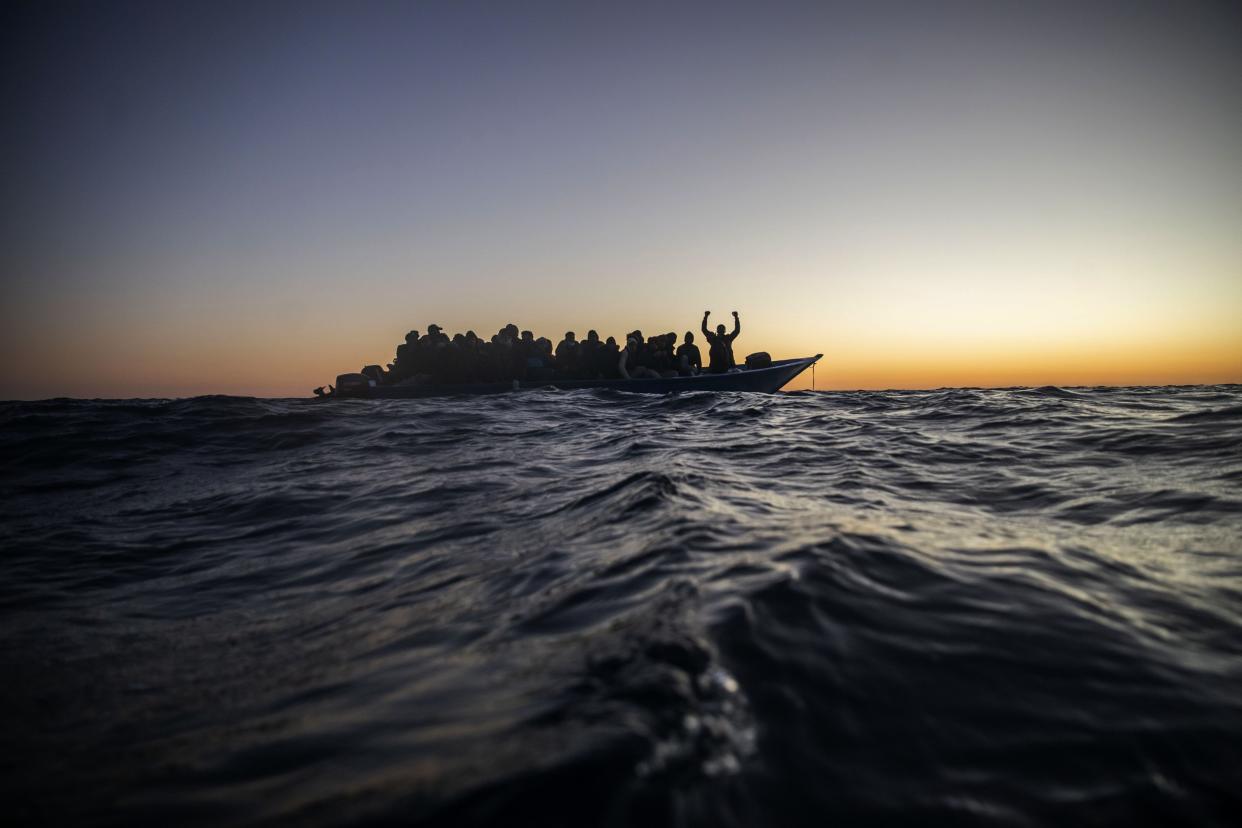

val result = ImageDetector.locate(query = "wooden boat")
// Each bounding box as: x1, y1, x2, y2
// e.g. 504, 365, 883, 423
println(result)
323, 354, 822, 399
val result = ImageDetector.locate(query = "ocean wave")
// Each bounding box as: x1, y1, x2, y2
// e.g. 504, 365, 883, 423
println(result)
2, 385, 1240, 826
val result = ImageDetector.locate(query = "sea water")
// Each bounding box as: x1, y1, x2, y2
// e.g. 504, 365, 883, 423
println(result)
2, 386, 1240, 825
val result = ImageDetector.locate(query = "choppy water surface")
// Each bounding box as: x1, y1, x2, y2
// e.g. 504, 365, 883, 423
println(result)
2, 386, 1241, 826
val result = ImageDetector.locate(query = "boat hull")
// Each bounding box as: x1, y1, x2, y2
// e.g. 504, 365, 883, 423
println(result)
329, 355, 822, 399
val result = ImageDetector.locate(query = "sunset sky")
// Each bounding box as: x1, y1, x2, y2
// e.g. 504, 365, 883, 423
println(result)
2, 1, 1239, 398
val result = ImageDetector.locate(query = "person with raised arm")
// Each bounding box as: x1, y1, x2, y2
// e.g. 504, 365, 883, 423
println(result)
701, 310, 741, 373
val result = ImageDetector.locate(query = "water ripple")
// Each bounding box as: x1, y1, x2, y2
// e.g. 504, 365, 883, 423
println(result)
1, 386, 1240, 826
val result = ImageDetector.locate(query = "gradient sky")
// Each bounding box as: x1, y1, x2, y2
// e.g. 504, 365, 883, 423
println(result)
2, 0, 1239, 397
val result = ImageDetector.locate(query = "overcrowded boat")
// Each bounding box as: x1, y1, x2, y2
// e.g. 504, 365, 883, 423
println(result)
315, 312, 820, 399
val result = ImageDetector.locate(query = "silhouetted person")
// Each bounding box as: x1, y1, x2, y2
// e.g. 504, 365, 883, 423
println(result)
649, 334, 675, 375
676, 331, 701, 374
626, 330, 656, 373
490, 333, 515, 381
390, 329, 420, 381
701, 310, 741, 373
512, 329, 535, 379
555, 331, 579, 376
531, 336, 555, 380
619, 337, 659, 380
578, 330, 601, 378
598, 336, 621, 378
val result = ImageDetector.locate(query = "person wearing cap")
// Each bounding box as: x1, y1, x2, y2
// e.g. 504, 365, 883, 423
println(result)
424, 324, 448, 346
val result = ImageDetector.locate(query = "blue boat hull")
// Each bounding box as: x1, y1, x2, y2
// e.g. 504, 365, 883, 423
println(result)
332, 355, 822, 399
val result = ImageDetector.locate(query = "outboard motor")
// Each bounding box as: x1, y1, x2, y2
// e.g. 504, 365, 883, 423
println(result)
335, 373, 372, 398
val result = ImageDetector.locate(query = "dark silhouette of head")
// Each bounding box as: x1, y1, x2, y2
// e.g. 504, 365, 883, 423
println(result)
716, 323, 726, 335
587, 329, 599, 342
406, 330, 419, 343
606, 336, 617, 346
565, 331, 575, 342
521, 330, 534, 342
684, 331, 694, 344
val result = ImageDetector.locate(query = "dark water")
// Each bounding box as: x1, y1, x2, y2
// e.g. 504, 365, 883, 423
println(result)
3, 386, 1241, 826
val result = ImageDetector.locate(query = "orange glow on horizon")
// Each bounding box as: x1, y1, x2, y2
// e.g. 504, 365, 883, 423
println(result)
4, 1, 1240, 401
3, 313, 1238, 399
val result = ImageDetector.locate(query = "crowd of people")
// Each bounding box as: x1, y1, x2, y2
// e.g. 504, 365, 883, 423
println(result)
363, 311, 744, 386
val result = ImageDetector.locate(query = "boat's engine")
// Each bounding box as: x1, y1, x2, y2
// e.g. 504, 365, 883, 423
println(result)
335, 373, 372, 398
